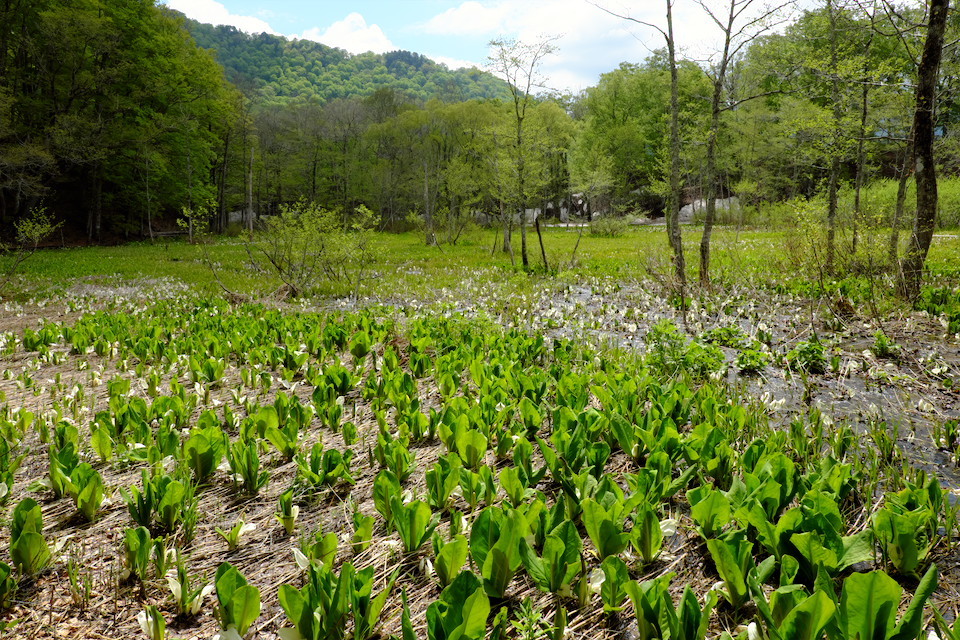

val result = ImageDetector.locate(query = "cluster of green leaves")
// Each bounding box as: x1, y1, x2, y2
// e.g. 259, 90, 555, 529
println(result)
4, 297, 955, 640
278, 562, 397, 640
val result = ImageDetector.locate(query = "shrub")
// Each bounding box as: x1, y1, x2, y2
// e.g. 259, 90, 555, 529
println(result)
590, 216, 628, 238
786, 338, 827, 374
248, 200, 379, 298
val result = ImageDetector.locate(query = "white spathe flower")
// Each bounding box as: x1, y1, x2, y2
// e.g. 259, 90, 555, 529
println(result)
292, 547, 311, 571
660, 518, 678, 537
587, 567, 605, 594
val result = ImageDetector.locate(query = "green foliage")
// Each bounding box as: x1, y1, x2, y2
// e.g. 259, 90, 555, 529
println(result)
276, 489, 300, 535
433, 535, 469, 588
425, 571, 490, 640
706, 532, 774, 609
123, 526, 155, 583
391, 498, 439, 554
249, 201, 380, 299
786, 338, 827, 374
872, 330, 900, 359
184, 424, 227, 483
277, 562, 397, 640
519, 520, 582, 595
182, 20, 511, 104
67, 462, 105, 521
138, 605, 167, 640
0, 562, 17, 610
595, 556, 629, 613
581, 497, 631, 560
228, 438, 270, 495
624, 574, 716, 640
427, 455, 462, 510
737, 347, 771, 374
217, 517, 256, 552
214, 562, 261, 637
293, 527, 338, 570
10, 498, 51, 576
471, 506, 526, 598
0, 1, 233, 238
836, 566, 937, 640
589, 216, 629, 238
166, 560, 213, 617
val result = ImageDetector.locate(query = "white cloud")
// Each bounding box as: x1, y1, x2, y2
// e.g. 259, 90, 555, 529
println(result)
300, 13, 395, 54
425, 0, 801, 92
422, 1, 510, 36
162, 0, 277, 34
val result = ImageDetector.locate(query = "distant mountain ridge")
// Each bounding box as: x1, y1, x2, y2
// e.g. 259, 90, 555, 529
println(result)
174, 12, 512, 104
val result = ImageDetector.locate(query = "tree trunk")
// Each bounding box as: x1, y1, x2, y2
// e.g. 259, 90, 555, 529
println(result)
246, 146, 254, 233
889, 131, 914, 266
518, 147, 529, 270
698, 0, 735, 287
665, 0, 686, 293
900, 0, 949, 299
423, 159, 435, 245
851, 33, 874, 255
535, 212, 548, 271
825, 0, 841, 275
218, 131, 230, 233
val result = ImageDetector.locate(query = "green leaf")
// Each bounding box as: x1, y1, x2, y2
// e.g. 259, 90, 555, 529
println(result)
436, 535, 469, 588
582, 498, 628, 560
599, 556, 630, 612
890, 564, 938, 640
838, 571, 900, 640
778, 590, 835, 640
10, 531, 51, 576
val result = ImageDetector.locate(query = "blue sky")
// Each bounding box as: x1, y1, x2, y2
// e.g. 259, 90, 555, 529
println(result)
164, 0, 809, 93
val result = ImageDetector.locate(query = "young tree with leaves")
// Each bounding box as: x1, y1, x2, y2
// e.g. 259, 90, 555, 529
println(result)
487, 36, 558, 271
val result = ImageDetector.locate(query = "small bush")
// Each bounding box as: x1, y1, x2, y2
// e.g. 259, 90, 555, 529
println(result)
646, 319, 724, 380
700, 325, 746, 349
872, 330, 900, 360
786, 338, 827, 374
736, 347, 770, 374
249, 200, 379, 298
590, 216, 628, 238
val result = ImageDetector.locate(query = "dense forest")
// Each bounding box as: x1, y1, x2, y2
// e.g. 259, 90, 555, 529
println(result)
2, 0, 960, 273
182, 17, 513, 104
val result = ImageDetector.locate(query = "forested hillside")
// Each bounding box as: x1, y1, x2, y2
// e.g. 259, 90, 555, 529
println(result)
180, 15, 512, 104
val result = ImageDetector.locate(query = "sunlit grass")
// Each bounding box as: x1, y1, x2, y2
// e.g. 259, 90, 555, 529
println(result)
4, 223, 959, 305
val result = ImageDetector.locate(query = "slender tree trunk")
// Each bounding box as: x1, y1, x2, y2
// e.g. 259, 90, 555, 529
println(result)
535, 212, 548, 271
827, 156, 839, 273
852, 33, 873, 254
665, 1, 686, 294
518, 145, 529, 269
698, 1, 735, 286
423, 159, 435, 245
145, 154, 154, 240
89, 166, 102, 242
900, 0, 949, 299
825, 0, 841, 275
246, 146, 254, 233
889, 131, 914, 266
218, 131, 230, 233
